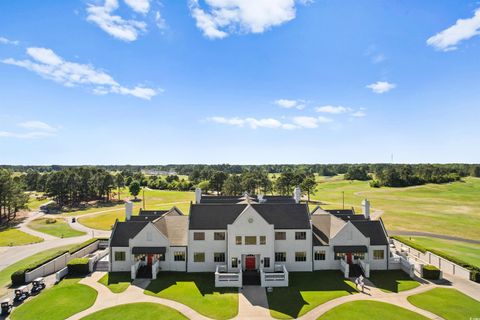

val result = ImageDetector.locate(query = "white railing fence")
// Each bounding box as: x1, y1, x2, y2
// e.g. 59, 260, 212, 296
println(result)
261, 264, 289, 287
215, 265, 242, 287
359, 259, 370, 278
131, 260, 141, 280
340, 259, 349, 278
152, 261, 160, 280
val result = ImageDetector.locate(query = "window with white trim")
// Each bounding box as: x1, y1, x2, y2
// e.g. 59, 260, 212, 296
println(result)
314, 250, 325, 261
214, 252, 226, 263
174, 251, 185, 261
193, 252, 205, 262
373, 250, 384, 260
295, 251, 307, 262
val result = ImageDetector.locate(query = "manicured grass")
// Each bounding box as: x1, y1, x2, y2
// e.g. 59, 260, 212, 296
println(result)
407, 287, 480, 320
0, 228, 43, 246
395, 236, 480, 268
27, 192, 51, 211
80, 302, 188, 320
10, 277, 98, 320
98, 272, 131, 293
267, 271, 358, 319
368, 270, 420, 293
317, 300, 429, 320
0, 244, 76, 295
27, 217, 86, 238
144, 272, 238, 320
78, 189, 194, 230
313, 176, 480, 241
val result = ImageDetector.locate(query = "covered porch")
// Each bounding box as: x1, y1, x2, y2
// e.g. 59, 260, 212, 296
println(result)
131, 246, 166, 280
334, 245, 370, 278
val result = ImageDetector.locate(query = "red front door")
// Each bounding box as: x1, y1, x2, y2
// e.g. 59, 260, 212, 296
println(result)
346, 253, 352, 264
245, 255, 256, 270
147, 255, 153, 266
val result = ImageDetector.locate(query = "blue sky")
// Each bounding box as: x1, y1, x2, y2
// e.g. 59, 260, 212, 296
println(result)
1, 0, 479, 165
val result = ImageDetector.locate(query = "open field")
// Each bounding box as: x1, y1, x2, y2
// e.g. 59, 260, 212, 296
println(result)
394, 236, 480, 268
313, 176, 480, 241
407, 288, 480, 320
0, 244, 76, 295
317, 300, 429, 320
0, 228, 43, 246
80, 302, 188, 320
77, 189, 193, 230
27, 218, 86, 238
267, 271, 358, 319
26, 192, 51, 211
144, 272, 238, 320
10, 277, 98, 320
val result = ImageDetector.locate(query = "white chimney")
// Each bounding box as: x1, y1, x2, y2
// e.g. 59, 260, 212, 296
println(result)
125, 201, 133, 221
294, 187, 301, 204
362, 199, 370, 219
195, 188, 202, 204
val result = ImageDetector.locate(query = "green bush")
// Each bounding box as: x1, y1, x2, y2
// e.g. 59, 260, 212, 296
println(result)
67, 258, 90, 275
11, 270, 26, 286
45, 218, 57, 224
422, 265, 441, 280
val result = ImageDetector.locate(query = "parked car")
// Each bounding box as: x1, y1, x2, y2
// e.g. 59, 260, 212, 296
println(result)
13, 285, 30, 302
1, 298, 12, 316
31, 277, 46, 295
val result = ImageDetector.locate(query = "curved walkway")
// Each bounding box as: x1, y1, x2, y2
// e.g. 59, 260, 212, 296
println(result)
67, 272, 210, 320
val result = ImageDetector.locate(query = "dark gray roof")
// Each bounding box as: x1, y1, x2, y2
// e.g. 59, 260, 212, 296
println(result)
110, 221, 148, 247
351, 220, 389, 245
130, 215, 160, 222
189, 203, 310, 230
139, 209, 169, 216
334, 245, 368, 253
199, 195, 296, 204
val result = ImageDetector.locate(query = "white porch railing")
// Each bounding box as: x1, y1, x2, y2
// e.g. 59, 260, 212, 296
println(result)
152, 260, 160, 280
215, 265, 242, 287
131, 261, 141, 280
359, 259, 370, 278
261, 264, 288, 287
340, 259, 349, 278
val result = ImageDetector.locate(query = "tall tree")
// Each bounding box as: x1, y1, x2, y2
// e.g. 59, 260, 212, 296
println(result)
115, 173, 125, 201
300, 176, 317, 202
0, 169, 28, 225
129, 181, 141, 200
222, 175, 242, 195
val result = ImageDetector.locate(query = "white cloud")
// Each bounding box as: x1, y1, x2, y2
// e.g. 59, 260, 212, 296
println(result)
351, 111, 366, 118
293, 116, 318, 128
0, 36, 19, 45
188, 0, 306, 39
209, 114, 332, 130
0, 121, 57, 139
366, 81, 396, 94
87, 0, 147, 41
315, 105, 352, 114
155, 11, 167, 30
124, 0, 150, 14
18, 121, 57, 132
427, 8, 480, 51
274, 99, 305, 110
365, 45, 386, 64
2, 47, 158, 100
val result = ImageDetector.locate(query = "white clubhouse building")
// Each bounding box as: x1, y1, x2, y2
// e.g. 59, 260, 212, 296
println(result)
109, 188, 391, 286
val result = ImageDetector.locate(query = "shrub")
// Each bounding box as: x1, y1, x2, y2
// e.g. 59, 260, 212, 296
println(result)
45, 218, 57, 224
11, 270, 26, 286
422, 265, 441, 280
67, 258, 90, 275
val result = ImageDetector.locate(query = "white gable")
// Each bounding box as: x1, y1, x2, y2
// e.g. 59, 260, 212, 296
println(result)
330, 221, 369, 246
230, 205, 271, 230
130, 222, 169, 247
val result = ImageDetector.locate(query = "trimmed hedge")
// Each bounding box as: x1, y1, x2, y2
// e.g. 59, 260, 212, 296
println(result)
392, 236, 480, 283
422, 265, 441, 280
67, 258, 90, 275
10, 238, 100, 285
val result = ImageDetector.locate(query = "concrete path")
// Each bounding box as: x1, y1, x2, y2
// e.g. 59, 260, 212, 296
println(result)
67, 272, 210, 320
236, 286, 271, 319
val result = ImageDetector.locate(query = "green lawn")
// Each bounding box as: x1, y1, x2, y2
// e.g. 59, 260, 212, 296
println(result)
267, 271, 358, 319
78, 189, 194, 230
407, 288, 480, 320
144, 272, 238, 320
313, 176, 480, 241
395, 236, 480, 268
317, 300, 429, 320
368, 270, 420, 293
0, 244, 76, 295
27, 192, 51, 211
98, 272, 131, 293
10, 277, 98, 320
0, 228, 43, 246
80, 302, 188, 320
27, 217, 86, 238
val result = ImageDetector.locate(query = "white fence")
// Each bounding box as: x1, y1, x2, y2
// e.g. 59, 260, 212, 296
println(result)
392, 239, 471, 280
25, 240, 100, 283
260, 264, 289, 287
152, 261, 160, 280
55, 267, 68, 282
359, 260, 370, 278
215, 265, 242, 287
131, 261, 141, 280
340, 259, 349, 278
